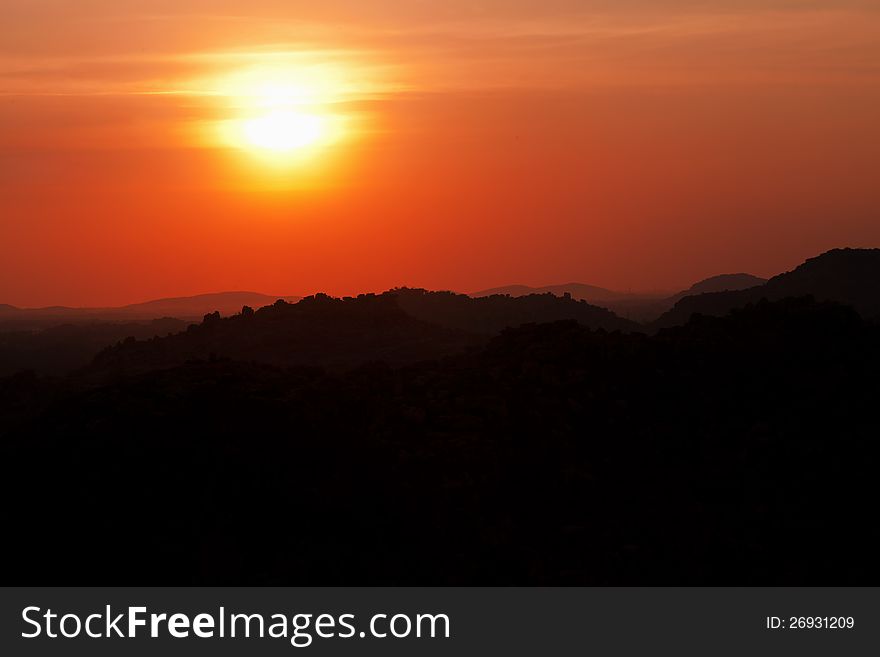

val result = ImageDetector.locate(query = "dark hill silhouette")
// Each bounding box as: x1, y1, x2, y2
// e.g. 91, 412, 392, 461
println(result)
118, 291, 302, 319
394, 287, 639, 334
668, 273, 766, 301
655, 248, 880, 327
0, 291, 301, 331
471, 275, 767, 322
471, 282, 647, 303
88, 292, 480, 377
470, 283, 669, 321
86, 289, 639, 378
0, 318, 189, 377
3, 296, 878, 584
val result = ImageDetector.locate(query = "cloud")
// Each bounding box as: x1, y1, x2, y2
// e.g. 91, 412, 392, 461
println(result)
1, 0, 877, 154
3, 4, 878, 95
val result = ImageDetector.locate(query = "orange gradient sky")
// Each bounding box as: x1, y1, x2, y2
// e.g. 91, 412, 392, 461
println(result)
2, 1, 879, 306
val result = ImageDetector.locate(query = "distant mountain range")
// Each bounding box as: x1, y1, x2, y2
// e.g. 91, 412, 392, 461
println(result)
655, 248, 880, 327
1, 248, 878, 378
477, 251, 879, 327
115, 291, 302, 318
87, 289, 639, 378
6, 291, 879, 583
0, 269, 792, 332
667, 273, 767, 302
0, 318, 189, 377
4, 247, 880, 585
472, 283, 652, 304
0, 291, 302, 329
472, 273, 767, 321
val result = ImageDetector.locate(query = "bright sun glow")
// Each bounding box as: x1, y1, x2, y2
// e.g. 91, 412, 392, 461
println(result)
207, 64, 355, 162
243, 110, 325, 151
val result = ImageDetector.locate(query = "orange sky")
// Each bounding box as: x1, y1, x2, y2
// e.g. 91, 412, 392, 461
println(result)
2, 1, 879, 306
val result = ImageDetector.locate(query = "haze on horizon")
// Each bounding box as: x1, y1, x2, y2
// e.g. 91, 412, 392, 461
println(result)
2, 1, 879, 307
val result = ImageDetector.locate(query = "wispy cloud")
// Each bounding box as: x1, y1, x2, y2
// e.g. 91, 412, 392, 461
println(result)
2, 4, 877, 98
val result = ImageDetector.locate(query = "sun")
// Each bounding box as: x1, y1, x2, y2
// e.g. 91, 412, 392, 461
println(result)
208, 66, 350, 162
242, 110, 325, 151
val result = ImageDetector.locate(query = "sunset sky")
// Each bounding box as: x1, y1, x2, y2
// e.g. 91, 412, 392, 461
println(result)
2, 1, 879, 307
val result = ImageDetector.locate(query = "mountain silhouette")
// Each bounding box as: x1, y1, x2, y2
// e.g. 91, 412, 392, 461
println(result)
0, 318, 189, 377
87, 288, 638, 378
0, 291, 302, 330
472, 275, 767, 322
3, 250, 880, 584
393, 287, 639, 334
4, 250, 875, 378
117, 291, 302, 318
471, 283, 649, 303
655, 248, 880, 327
668, 273, 767, 302
4, 295, 878, 584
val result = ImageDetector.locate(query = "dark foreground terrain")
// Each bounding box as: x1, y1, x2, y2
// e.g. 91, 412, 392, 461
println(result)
2, 294, 878, 584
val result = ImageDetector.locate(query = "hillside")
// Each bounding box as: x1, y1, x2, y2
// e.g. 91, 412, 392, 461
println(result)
472, 275, 767, 322
669, 273, 766, 302
472, 283, 641, 304
394, 288, 639, 334
0, 318, 189, 377
118, 291, 302, 319
87, 289, 638, 378
0, 291, 301, 331
4, 296, 877, 583
88, 293, 478, 377
655, 248, 880, 327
